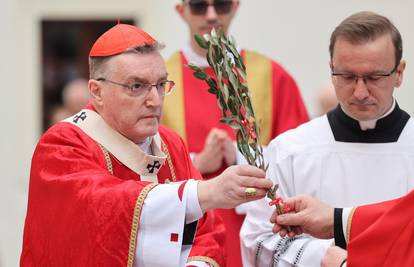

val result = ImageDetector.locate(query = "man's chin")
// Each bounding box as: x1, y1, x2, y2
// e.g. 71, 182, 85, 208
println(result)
349, 110, 379, 121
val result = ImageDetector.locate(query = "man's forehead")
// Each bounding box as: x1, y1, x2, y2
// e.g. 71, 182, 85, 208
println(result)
107, 53, 167, 79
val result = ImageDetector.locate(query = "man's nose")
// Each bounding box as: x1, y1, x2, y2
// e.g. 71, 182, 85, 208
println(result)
145, 86, 162, 107
353, 78, 370, 100
205, 4, 219, 21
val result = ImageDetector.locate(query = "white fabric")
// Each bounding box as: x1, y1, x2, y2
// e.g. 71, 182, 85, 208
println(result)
64, 109, 166, 178
135, 179, 204, 267
186, 261, 211, 267
137, 137, 152, 154
182, 43, 241, 68
342, 207, 352, 243
241, 114, 414, 267
185, 179, 203, 224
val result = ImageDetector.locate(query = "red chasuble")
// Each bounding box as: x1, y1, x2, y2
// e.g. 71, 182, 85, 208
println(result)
21, 106, 225, 267
347, 190, 414, 267
163, 51, 309, 266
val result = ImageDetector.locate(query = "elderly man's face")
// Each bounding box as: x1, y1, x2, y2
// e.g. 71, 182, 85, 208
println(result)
94, 51, 167, 143
176, 0, 239, 38
330, 34, 405, 121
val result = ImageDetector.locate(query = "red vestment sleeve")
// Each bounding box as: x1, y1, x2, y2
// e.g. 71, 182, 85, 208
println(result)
348, 190, 414, 267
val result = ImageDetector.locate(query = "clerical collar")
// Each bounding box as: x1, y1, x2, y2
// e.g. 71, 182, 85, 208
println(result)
327, 101, 410, 143
137, 137, 152, 154
182, 43, 242, 68
341, 98, 396, 131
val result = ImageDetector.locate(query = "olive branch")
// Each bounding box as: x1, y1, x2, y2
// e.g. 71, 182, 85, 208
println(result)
188, 29, 281, 202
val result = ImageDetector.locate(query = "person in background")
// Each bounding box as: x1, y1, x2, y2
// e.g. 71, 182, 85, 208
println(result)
163, 1, 309, 265
50, 78, 90, 125
318, 82, 338, 115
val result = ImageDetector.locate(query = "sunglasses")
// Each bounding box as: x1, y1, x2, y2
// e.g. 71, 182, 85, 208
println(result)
186, 0, 234, 15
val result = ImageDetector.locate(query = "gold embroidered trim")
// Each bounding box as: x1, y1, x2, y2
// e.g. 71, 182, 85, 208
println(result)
187, 256, 220, 267
346, 207, 357, 244
127, 183, 157, 267
162, 141, 176, 182
99, 144, 113, 175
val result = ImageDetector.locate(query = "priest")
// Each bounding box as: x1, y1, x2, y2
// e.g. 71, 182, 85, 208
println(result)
20, 23, 273, 267
241, 11, 414, 267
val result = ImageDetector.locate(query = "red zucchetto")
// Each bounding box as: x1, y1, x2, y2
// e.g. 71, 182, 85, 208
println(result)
89, 23, 157, 57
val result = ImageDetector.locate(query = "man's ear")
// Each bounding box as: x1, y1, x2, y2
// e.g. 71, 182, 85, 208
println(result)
89, 79, 104, 107
232, 0, 240, 13
395, 60, 406, 88
175, 3, 187, 21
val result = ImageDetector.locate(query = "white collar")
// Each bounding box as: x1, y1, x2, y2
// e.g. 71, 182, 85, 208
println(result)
182, 43, 210, 68
182, 42, 242, 68
137, 137, 152, 154
342, 98, 396, 131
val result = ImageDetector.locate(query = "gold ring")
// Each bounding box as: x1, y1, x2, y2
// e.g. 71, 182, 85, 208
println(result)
245, 187, 257, 197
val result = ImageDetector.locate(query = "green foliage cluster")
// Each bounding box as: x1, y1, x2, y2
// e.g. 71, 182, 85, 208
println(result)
188, 29, 267, 171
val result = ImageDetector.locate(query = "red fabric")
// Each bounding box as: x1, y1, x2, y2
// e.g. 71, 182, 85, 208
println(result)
21, 108, 225, 266
178, 180, 188, 201
347, 190, 414, 267
89, 23, 156, 57
170, 233, 179, 242
178, 51, 308, 267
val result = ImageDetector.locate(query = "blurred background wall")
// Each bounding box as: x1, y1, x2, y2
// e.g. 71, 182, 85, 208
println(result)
1, 0, 413, 266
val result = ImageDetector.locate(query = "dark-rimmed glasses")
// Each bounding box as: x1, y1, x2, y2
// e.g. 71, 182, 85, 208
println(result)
331, 64, 398, 88
97, 78, 175, 97
186, 0, 234, 15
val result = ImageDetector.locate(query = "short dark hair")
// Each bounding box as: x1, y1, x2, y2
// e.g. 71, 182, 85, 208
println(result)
89, 43, 164, 79
329, 11, 403, 67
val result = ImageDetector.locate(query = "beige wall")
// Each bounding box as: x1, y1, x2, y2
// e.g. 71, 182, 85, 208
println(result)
1, 0, 412, 266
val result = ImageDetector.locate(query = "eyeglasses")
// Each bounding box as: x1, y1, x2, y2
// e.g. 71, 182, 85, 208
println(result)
186, 0, 234, 15
331, 64, 398, 88
97, 78, 175, 97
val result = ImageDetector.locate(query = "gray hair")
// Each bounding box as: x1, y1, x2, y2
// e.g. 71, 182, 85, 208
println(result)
89, 42, 165, 79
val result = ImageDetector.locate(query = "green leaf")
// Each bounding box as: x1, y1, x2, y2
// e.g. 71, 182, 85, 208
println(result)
194, 34, 209, 49
193, 71, 207, 80
208, 87, 218, 95
188, 63, 202, 73
206, 78, 218, 89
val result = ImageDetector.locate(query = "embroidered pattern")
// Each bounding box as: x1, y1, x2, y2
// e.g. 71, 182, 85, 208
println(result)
146, 161, 161, 173
73, 111, 87, 123
255, 237, 267, 266
127, 183, 157, 267
271, 236, 301, 267
99, 144, 113, 175
346, 207, 357, 243
293, 238, 313, 265
187, 256, 220, 267
162, 141, 176, 182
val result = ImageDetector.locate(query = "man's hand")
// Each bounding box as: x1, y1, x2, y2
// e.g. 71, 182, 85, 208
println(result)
197, 165, 273, 212
193, 128, 227, 174
270, 195, 334, 239
321, 246, 347, 267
